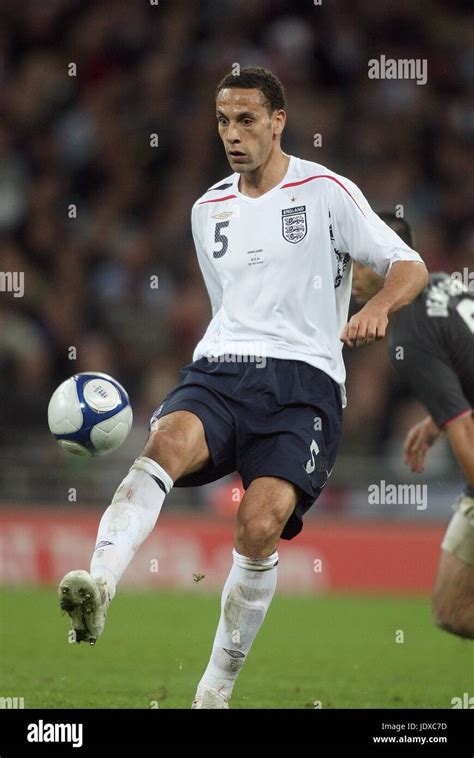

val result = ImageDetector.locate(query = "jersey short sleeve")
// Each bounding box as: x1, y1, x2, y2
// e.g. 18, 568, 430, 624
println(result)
330, 176, 424, 277
388, 338, 472, 428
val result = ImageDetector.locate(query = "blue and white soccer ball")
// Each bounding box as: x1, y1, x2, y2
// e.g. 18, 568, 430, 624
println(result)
48, 372, 133, 457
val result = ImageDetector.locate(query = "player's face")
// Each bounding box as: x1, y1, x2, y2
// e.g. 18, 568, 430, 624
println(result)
351, 262, 385, 304
216, 88, 285, 173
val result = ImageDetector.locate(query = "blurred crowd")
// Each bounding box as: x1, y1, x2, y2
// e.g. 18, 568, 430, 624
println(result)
0, 0, 472, 456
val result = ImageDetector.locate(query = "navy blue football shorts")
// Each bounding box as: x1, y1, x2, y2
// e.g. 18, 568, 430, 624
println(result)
149, 357, 343, 540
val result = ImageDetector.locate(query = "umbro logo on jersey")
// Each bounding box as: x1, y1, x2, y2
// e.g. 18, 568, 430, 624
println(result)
211, 210, 235, 220
282, 205, 307, 243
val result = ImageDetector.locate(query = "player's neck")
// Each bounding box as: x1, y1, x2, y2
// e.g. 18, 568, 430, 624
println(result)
238, 151, 290, 198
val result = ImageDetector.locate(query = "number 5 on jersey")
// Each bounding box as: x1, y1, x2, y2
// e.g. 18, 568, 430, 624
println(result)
213, 221, 229, 259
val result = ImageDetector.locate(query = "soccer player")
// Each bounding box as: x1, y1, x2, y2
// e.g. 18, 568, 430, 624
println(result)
58, 67, 428, 707
352, 212, 474, 639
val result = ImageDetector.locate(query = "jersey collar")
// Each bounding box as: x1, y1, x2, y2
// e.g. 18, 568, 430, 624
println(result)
233, 155, 294, 202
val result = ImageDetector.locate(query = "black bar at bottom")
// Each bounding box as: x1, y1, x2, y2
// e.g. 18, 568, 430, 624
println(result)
0, 708, 471, 756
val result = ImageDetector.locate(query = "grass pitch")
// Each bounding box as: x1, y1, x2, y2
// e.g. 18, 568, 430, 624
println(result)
0, 588, 471, 709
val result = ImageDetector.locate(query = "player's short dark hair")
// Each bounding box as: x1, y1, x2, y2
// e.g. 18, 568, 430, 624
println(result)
378, 211, 414, 248
215, 66, 287, 114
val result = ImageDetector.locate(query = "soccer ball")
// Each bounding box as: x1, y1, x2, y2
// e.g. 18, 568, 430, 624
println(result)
48, 372, 133, 457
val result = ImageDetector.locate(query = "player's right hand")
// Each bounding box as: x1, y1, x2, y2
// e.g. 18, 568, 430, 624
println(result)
403, 416, 441, 472
340, 304, 389, 347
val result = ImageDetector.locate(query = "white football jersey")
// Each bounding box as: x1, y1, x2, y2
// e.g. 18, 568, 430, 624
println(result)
191, 155, 424, 405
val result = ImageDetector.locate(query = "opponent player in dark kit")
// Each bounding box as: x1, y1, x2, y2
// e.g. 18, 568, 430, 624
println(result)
58, 68, 428, 707
352, 212, 474, 640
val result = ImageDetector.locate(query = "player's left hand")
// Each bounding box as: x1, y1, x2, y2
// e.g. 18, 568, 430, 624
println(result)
340, 305, 389, 347
403, 416, 441, 473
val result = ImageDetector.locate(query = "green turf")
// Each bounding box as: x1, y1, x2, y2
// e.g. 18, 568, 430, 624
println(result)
0, 588, 471, 708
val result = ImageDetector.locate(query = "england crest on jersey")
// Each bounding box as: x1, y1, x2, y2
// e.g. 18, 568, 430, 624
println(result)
282, 205, 307, 244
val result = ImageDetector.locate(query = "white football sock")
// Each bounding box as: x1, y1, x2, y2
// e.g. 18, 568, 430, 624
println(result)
90, 456, 173, 599
196, 548, 278, 699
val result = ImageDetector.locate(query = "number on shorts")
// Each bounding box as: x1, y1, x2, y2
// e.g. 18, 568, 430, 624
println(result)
305, 439, 320, 474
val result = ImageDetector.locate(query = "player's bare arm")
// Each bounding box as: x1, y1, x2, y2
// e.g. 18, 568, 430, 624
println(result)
341, 260, 428, 347
404, 409, 473, 486
403, 415, 442, 473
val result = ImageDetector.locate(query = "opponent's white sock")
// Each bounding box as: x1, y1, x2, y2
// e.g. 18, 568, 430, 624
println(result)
90, 456, 173, 599
196, 548, 278, 699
